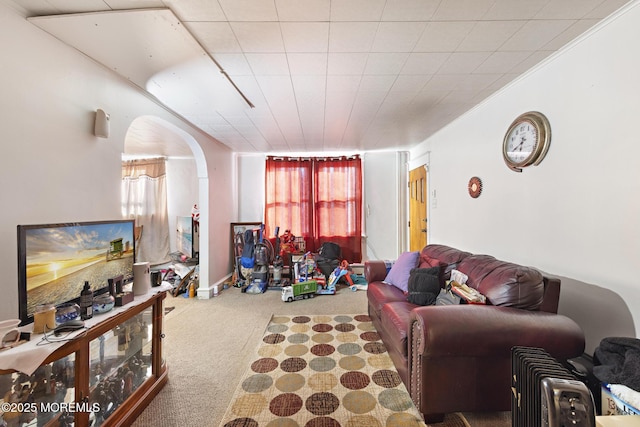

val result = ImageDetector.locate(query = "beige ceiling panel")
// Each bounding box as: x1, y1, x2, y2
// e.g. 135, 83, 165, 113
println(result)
358, 75, 397, 93
423, 74, 463, 91
438, 52, 491, 74
327, 53, 368, 75
381, 0, 440, 21
281, 22, 329, 53
231, 22, 285, 53
330, 0, 386, 21
390, 74, 432, 93
509, 51, 554, 74
213, 53, 253, 76
414, 21, 475, 52
292, 75, 327, 94
535, 0, 605, 19
364, 53, 410, 75
326, 75, 362, 93
218, 0, 278, 21
275, 0, 330, 21
586, 0, 632, 18
432, 0, 498, 21
371, 22, 426, 53
501, 20, 577, 51
483, 0, 549, 20
473, 51, 532, 74
457, 20, 526, 52
455, 74, 501, 91
287, 53, 328, 75
543, 19, 600, 50
185, 22, 242, 53
329, 22, 378, 52
401, 52, 450, 74
162, 0, 226, 21
245, 53, 289, 76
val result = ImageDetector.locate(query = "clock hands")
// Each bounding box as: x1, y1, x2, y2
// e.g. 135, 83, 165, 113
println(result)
511, 135, 527, 151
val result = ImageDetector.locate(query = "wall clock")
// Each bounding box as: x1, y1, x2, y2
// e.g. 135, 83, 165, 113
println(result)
468, 177, 482, 198
502, 111, 551, 172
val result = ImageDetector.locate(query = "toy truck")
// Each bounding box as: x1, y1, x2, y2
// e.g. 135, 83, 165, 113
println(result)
281, 280, 317, 302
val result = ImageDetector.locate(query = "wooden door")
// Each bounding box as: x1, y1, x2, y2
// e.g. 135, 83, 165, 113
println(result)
409, 165, 427, 251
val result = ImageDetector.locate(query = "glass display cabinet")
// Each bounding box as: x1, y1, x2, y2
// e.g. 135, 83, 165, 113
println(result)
0, 291, 167, 427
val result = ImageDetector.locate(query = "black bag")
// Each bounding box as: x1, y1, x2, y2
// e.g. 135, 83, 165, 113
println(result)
407, 267, 441, 306
318, 242, 341, 260
316, 242, 342, 280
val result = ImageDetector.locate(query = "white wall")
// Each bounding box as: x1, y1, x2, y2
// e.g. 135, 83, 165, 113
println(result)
0, 4, 235, 317
410, 1, 640, 354
166, 157, 199, 253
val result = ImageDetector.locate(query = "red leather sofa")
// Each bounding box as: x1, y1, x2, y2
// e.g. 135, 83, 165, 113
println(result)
365, 244, 585, 423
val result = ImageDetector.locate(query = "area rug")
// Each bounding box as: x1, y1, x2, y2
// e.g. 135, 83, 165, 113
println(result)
218, 314, 466, 427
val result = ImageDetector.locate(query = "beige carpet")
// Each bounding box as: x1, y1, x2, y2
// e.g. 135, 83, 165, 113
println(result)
131, 285, 511, 427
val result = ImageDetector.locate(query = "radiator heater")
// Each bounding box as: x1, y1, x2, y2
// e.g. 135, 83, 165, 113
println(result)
511, 346, 595, 427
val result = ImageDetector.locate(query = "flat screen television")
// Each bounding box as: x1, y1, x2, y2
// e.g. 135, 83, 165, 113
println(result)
17, 219, 136, 325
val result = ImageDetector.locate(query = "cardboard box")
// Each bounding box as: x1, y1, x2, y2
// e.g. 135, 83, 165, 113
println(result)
602, 383, 640, 416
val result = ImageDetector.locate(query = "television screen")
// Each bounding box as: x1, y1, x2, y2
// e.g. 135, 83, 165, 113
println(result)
17, 219, 136, 325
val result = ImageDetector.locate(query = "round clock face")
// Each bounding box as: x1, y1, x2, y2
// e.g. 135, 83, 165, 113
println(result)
502, 111, 551, 172
504, 119, 537, 164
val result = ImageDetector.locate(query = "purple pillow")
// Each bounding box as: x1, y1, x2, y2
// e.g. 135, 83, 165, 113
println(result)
383, 251, 420, 293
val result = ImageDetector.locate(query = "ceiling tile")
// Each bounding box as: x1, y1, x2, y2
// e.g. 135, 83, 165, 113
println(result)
281, 22, 329, 52
231, 22, 285, 53
509, 50, 554, 74
213, 53, 253, 75
473, 51, 532, 74
358, 75, 396, 92
275, 0, 330, 21
218, 0, 278, 21
371, 22, 426, 52
186, 22, 242, 53
586, 0, 632, 18
245, 53, 289, 75
414, 21, 475, 52
432, 0, 498, 21
381, 0, 440, 21
438, 52, 491, 74
326, 75, 362, 92
457, 21, 526, 52
401, 52, 450, 74
330, 0, 386, 21
543, 19, 600, 50
327, 53, 368, 75
287, 53, 328, 75
390, 74, 432, 93
291, 75, 326, 93
364, 53, 409, 75
482, 0, 549, 20
500, 20, 577, 51
163, 0, 226, 21
329, 22, 378, 52
535, 0, 605, 19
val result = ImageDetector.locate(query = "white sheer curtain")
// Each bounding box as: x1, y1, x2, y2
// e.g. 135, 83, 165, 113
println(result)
121, 157, 170, 265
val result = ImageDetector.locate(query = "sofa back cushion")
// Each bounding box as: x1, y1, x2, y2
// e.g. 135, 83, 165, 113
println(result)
418, 244, 471, 271
457, 255, 545, 310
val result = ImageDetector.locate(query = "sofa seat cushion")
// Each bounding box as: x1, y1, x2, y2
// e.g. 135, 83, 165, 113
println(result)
379, 301, 417, 357
457, 255, 544, 310
367, 281, 407, 319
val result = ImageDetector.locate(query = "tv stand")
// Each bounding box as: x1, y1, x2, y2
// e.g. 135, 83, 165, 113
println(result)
0, 291, 167, 427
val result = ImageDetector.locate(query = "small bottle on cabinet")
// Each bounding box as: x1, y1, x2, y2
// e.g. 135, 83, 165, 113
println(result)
80, 281, 93, 320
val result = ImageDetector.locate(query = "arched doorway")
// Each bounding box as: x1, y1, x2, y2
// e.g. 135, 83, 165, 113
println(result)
123, 116, 211, 297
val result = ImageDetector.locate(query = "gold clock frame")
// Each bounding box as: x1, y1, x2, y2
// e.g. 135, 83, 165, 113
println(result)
502, 111, 551, 172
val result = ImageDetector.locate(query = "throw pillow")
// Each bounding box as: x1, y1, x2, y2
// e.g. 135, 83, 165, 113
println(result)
407, 267, 441, 306
383, 251, 420, 293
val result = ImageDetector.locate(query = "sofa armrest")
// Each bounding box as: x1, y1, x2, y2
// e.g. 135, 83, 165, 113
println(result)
409, 304, 584, 359
365, 260, 389, 283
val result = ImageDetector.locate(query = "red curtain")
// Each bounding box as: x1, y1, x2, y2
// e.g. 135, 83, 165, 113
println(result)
264, 156, 362, 262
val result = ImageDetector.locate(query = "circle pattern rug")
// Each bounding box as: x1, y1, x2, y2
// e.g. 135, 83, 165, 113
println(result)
219, 314, 428, 427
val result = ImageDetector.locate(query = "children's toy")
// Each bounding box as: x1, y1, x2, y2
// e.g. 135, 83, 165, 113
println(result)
327, 260, 354, 288
281, 280, 317, 302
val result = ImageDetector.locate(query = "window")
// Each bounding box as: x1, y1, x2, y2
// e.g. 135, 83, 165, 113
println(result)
264, 156, 362, 262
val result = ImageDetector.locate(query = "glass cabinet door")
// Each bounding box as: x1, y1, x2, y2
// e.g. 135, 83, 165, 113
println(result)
88, 307, 153, 426
0, 354, 76, 427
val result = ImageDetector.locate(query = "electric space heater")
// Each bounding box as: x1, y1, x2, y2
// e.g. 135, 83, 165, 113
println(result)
512, 346, 596, 427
